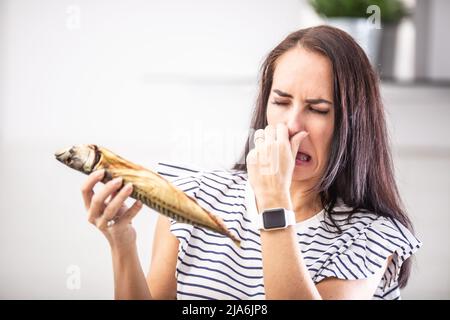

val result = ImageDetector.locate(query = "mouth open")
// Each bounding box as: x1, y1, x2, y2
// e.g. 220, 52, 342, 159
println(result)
296, 151, 312, 164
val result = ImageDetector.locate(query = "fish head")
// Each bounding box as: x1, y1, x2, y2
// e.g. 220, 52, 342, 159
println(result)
55, 144, 98, 174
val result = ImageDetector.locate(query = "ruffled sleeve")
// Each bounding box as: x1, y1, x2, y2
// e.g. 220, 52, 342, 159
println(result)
313, 215, 422, 291
155, 161, 204, 255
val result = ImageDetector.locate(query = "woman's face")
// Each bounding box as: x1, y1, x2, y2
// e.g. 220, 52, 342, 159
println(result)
266, 46, 335, 184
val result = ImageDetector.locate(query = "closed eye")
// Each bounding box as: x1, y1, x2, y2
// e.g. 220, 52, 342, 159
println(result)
272, 101, 288, 106
308, 106, 329, 115
272, 101, 329, 115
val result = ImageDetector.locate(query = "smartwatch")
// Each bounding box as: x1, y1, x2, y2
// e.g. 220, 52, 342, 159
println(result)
257, 208, 296, 231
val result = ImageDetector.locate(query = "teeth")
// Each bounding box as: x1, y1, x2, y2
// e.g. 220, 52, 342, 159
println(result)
299, 154, 308, 161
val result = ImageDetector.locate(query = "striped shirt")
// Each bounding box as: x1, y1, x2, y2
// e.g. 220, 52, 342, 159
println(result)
156, 162, 422, 300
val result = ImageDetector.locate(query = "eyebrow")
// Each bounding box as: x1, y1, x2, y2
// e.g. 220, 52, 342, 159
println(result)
273, 89, 332, 105
273, 89, 293, 98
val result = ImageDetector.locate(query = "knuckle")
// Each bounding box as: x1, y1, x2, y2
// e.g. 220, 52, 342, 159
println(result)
80, 183, 90, 194
96, 220, 106, 231
87, 215, 96, 225
91, 194, 101, 206
103, 205, 116, 218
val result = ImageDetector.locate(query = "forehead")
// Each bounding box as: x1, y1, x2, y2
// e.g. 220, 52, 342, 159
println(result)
272, 46, 333, 97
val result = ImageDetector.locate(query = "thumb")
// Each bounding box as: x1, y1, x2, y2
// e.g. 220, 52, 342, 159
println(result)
290, 131, 309, 159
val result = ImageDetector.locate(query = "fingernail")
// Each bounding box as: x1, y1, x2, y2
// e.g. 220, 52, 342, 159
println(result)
113, 177, 122, 184
124, 182, 133, 191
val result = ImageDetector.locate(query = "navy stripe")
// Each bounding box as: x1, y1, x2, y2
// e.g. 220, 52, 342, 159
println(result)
353, 241, 387, 261
222, 218, 260, 238
199, 187, 246, 210
321, 216, 373, 230
182, 186, 198, 193
304, 245, 371, 276
178, 280, 242, 299
222, 214, 253, 226
201, 180, 245, 200
383, 284, 399, 298
182, 251, 263, 279
301, 246, 335, 255
193, 227, 261, 253
390, 218, 414, 250
202, 175, 245, 191
331, 213, 377, 224
190, 234, 261, 261
174, 179, 198, 188
230, 227, 261, 247
178, 258, 264, 289
378, 229, 410, 247
171, 226, 193, 234
158, 162, 200, 173
207, 171, 247, 186
339, 251, 368, 278
331, 260, 348, 279
177, 290, 216, 300
157, 171, 178, 178
303, 251, 333, 262
336, 255, 359, 279
367, 227, 408, 251
366, 235, 394, 255
366, 255, 383, 269
196, 195, 246, 216
211, 170, 247, 181
322, 266, 339, 279
171, 175, 201, 185
298, 238, 337, 248
177, 270, 264, 298
380, 221, 401, 233
347, 247, 371, 272
303, 225, 368, 240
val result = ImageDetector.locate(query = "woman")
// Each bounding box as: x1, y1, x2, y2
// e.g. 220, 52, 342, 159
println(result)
81, 25, 421, 299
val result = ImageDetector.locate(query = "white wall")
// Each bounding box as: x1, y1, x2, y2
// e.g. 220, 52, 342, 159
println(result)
0, 0, 448, 299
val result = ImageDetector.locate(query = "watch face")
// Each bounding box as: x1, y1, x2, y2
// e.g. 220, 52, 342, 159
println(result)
263, 209, 286, 229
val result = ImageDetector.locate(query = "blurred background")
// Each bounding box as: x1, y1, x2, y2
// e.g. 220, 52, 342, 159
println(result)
0, 0, 448, 299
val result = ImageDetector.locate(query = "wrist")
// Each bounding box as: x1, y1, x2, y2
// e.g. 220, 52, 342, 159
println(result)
110, 241, 138, 257
256, 194, 293, 213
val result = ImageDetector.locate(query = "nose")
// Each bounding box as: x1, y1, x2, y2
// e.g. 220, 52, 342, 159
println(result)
285, 108, 306, 139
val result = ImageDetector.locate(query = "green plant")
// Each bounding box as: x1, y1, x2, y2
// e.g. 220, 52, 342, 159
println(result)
309, 0, 408, 23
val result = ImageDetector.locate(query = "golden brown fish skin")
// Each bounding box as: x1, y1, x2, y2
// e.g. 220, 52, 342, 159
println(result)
55, 144, 240, 246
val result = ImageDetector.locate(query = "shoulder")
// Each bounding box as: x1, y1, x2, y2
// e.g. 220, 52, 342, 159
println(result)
311, 200, 422, 294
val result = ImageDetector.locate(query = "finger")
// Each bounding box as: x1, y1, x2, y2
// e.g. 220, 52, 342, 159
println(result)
122, 200, 143, 222
265, 124, 276, 143
81, 169, 105, 210
98, 183, 134, 229
290, 131, 309, 159
276, 123, 289, 143
88, 177, 123, 224
246, 149, 258, 166
253, 129, 265, 149
105, 190, 119, 206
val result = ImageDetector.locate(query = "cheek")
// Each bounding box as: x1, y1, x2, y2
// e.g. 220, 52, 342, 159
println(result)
307, 117, 334, 159
266, 104, 284, 125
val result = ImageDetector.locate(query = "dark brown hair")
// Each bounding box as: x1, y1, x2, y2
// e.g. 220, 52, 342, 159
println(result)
232, 25, 414, 288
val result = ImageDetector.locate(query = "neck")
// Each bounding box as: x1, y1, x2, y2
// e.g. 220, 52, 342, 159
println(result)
290, 180, 322, 222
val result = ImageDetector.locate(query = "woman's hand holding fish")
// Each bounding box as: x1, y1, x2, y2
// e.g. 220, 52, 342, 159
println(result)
80, 169, 143, 250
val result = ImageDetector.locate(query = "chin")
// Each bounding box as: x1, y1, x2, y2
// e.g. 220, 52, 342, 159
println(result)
291, 167, 315, 182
